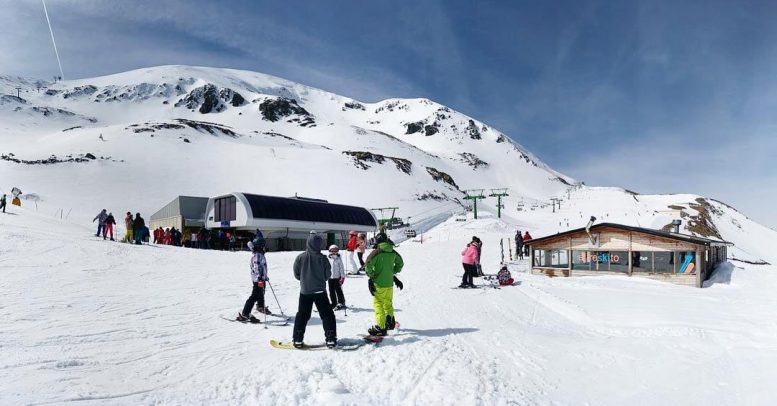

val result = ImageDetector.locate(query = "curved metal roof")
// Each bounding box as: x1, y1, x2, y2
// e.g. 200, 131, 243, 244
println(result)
242, 193, 377, 227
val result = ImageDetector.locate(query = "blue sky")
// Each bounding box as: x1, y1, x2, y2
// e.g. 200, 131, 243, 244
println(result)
2, 0, 776, 228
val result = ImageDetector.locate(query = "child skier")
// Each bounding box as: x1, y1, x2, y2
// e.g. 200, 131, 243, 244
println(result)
292, 232, 337, 349
365, 235, 404, 336
497, 264, 514, 286
327, 245, 347, 309
236, 238, 268, 323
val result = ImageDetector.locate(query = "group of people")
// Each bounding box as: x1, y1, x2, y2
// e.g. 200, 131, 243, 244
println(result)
152, 226, 183, 246
514, 230, 532, 260
92, 209, 148, 245
237, 229, 404, 349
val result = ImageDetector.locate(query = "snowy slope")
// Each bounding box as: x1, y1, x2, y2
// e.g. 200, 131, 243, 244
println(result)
2, 65, 775, 265
3, 206, 777, 405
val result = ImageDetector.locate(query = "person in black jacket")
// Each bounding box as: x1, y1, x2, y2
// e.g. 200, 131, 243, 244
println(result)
291, 232, 337, 349
133, 213, 145, 245
104, 212, 116, 241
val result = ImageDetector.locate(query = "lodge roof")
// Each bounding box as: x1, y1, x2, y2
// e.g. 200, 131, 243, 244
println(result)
240, 193, 377, 227
525, 222, 732, 247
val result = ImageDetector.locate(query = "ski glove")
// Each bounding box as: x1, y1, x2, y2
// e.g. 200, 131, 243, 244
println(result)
393, 276, 403, 291
257, 281, 265, 288
339, 277, 345, 286
368, 279, 376, 296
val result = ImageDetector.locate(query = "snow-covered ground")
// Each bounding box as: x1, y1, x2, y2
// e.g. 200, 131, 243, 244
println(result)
3, 207, 777, 405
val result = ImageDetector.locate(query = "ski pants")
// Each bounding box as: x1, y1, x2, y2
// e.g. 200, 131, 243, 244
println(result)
461, 263, 477, 286
134, 227, 143, 245
241, 283, 265, 317
103, 224, 113, 240
0, 201, 5, 212
346, 250, 358, 273
372, 286, 394, 329
292, 292, 337, 343
357, 252, 365, 268
328, 279, 345, 306
125, 228, 133, 243
96, 223, 105, 237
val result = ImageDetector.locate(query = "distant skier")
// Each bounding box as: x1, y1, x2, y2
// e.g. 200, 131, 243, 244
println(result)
93, 209, 108, 237
327, 245, 346, 310
523, 231, 532, 257
133, 213, 145, 245
365, 233, 404, 336
236, 239, 268, 323
104, 212, 116, 241
472, 236, 484, 277
345, 230, 358, 274
459, 238, 481, 288
515, 230, 524, 260
0, 194, 6, 213
292, 232, 337, 349
124, 212, 134, 243
497, 264, 514, 286
355, 233, 367, 274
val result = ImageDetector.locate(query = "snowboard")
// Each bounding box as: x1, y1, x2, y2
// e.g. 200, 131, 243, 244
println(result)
270, 338, 368, 351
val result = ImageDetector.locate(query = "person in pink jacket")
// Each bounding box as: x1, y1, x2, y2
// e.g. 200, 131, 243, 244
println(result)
459, 237, 481, 288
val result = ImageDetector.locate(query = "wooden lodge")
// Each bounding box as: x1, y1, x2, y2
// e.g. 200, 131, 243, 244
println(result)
525, 223, 732, 288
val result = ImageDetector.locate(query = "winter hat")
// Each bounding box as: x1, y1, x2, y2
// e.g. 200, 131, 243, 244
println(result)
328, 244, 339, 251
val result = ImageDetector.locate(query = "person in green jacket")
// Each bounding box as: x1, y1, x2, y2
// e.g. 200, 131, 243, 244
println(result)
365, 234, 404, 336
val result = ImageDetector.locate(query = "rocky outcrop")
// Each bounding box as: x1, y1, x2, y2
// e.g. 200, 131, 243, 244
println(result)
343, 151, 412, 174
258, 97, 315, 126
466, 119, 481, 140
1, 152, 108, 165
175, 84, 246, 113
425, 167, 460, 190
458, 152, 489, 169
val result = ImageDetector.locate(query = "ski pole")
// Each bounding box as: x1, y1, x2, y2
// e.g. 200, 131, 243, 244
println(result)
267, 280, 285, 317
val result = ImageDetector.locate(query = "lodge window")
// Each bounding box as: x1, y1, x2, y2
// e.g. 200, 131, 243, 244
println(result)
215, 196, 237, 222
534, 249, 569, 268
572, 251, 628, 273
654, 252, 674, 273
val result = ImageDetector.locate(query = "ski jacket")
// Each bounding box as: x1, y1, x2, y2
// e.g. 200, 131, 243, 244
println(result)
523, 232, 532, 242
497, 267, 512, 283
105, 214, 116, 225
516, 234, 524, 248
133, 216, 145, 229
250, 252, 268, 283
461, 244, 480, 265
293, 234, 331, 294
124, 215, 133, 229
328, 254, 345, 279
365, 242, 404, 288
93, 210, 108, 225
356, 238, 366, 253
346, 236, 357, 252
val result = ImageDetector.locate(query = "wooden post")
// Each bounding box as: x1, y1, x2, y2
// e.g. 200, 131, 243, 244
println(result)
696, 249, 703, 288
568, 237, 572, 275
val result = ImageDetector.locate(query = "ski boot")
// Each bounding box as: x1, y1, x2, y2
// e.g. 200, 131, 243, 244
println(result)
367, 325, 387, 337
293, 341, 304, 349
236, 313, 261, 323
385, 315, 396, 330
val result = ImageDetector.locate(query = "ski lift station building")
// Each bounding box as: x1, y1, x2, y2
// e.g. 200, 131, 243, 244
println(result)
204, 192, 378, 250
149, 195, 209, 235
525, 223, 732, 288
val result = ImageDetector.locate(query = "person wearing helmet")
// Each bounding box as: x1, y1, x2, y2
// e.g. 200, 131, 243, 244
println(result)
364, 237, 404, 336
236, 238, 268, 323
345, 230, 359, 274
327, 245, 346, 310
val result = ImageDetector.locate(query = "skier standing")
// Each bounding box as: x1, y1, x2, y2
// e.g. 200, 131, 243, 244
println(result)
327, 245, 346, 309
124, 212, 134, 243
0, 194, 6, 213
459, 238, 480, 288
292, 232, 337, 349
345, 230, 358, 274
356, 233, 367, 274
133, 213, 145, 245
236, 239, 268, 323
104, 212, 116, 241
515, 230, 524, 260
93, 209, 108, 237
365, 234, 404, 336
523, 231, 532, 257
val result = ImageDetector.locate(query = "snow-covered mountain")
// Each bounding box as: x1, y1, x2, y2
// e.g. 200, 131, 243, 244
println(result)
1, 65, 775, 264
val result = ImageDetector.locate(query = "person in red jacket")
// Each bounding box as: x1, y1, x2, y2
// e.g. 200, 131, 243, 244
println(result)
345, 230, 358, 274
523, 231, 532, 257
